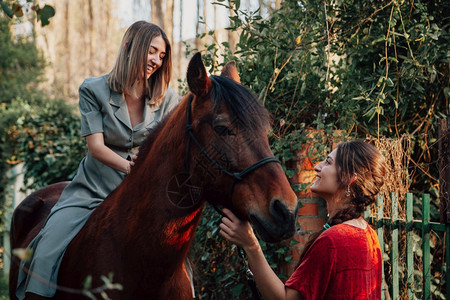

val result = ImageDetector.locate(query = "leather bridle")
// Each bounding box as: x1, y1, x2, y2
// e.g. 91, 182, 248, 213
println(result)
184, 93, 280, 209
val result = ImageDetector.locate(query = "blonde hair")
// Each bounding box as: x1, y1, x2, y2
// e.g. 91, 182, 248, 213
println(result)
107, 21, 172, 106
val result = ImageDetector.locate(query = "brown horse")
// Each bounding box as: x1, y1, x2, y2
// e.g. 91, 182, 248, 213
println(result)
9, 53, 298, 299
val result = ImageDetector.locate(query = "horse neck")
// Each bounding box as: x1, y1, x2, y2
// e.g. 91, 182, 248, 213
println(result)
108, 98, 205, 258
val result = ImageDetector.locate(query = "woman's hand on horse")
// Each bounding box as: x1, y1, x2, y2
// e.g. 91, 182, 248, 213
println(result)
126, 152, 138, 174
131, 152, 138, 163
219, 208, 260, 252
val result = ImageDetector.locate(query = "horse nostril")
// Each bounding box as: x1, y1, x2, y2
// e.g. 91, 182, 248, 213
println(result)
270, 199, 289, 222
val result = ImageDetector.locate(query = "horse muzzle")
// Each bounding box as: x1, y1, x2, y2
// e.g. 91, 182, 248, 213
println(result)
249, 198, 298, 243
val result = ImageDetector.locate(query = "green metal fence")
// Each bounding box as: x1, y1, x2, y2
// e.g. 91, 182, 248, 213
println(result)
366, 193, 449, 299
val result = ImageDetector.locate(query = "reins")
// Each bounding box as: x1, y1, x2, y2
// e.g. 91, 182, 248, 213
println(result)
184, 91, 272, 300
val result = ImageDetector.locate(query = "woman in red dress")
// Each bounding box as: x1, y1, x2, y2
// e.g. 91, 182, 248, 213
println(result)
220, 140, 387, 300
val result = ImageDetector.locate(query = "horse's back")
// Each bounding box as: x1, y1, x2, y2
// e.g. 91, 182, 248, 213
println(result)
9, 181, 69, 300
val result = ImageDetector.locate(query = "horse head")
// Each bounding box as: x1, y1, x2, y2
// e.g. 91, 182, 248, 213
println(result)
185, 53, 298, 243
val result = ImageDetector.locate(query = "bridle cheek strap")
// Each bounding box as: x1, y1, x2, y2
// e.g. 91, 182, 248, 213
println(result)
184, 94, 281, 200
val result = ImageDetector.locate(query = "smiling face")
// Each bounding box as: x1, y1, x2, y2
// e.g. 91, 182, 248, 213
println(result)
310, 149, 342, 198
146, 35, 166, 80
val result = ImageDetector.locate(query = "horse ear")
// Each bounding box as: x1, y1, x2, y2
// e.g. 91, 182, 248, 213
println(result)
186, 52, 212, 97
221, 60, 241, 84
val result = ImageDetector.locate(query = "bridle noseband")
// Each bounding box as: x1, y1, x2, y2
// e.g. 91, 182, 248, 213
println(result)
184, 93, 280, 201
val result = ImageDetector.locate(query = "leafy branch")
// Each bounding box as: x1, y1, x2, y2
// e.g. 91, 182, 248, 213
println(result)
0, 0, 54, 26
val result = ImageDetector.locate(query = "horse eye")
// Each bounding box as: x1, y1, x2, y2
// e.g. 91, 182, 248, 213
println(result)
214, 125, 235, 136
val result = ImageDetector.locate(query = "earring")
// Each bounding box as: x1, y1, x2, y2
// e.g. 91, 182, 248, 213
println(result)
346, 185, 351, 197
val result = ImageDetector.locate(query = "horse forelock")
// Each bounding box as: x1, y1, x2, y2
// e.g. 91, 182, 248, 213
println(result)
210, 75, 271, 131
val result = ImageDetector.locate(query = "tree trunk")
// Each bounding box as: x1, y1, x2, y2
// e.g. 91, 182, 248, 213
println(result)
87, 0, 94, 76
150, 0, 173, 46
64, 0, 71, 96
201, 0, 207, 50
151, 0, 163, 27
164, 0, 174, 47
203, 0, 207, 35
228, 6, 236, 53
213, 2, 217, 66
104, 0, 111, 69
195, 0, 200, 49
214, 3, 217, 38
178, 0, 183, 78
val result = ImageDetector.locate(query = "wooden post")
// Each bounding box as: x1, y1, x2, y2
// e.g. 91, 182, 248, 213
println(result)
377, 194, 386, 300
439, 115, 450, 300
438, 116, 450, 224
422, 194, 431, 299
405, 193, 414, 299
390, 193, 399, 299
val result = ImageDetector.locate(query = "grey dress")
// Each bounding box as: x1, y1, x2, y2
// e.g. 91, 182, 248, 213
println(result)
16, 74, 180, 299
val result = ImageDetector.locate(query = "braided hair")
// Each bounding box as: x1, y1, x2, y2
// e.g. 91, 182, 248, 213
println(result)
298, 140, 387, 263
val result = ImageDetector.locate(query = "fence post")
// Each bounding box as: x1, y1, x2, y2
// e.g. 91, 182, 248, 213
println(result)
377, 194, 386, 300
390, 193, 399, 299
438, 116, 449, 224
405, 193, 414, 299
422, 194, 431, 299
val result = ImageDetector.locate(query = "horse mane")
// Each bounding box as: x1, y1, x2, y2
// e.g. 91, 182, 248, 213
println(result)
135, 100, 186, 166
135, 76, 270, 166
209, 75, 270, 131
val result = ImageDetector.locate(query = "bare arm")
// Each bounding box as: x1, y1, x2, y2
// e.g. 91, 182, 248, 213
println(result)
219, 208, 302, 300
86, 132, 134, 174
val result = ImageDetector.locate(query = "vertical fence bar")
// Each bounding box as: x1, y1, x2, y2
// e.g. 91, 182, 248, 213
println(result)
422, 194, 431, 299
438, 117, 449, 224
377, 194, 385, 300
390, 193, 399, 299
405, 193, 414, 299
364, 205, 370, 219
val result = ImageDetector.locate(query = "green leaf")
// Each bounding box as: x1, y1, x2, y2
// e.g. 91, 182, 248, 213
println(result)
230, 283, 243, 296
83, 275, 92, 290
35, 4, 55, 27
0, 1, 14, 17
290, 239, 300, 246
235, 0, 240, 10
386, 77, 394, 87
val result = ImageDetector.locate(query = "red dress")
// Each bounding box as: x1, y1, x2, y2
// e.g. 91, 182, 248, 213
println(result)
285, 224, 382, 300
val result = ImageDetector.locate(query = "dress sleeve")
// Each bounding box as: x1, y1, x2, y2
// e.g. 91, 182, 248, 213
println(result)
79, 81, 104, 137
285, 233, 337, 300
